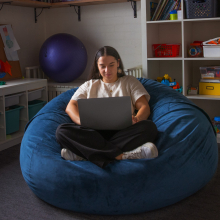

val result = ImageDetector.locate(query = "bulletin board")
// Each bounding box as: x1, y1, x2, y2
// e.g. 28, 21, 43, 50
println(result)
0, 24, 22, 81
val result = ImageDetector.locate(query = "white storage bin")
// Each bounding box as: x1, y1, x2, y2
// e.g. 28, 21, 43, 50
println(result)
28, 88, 44, 101
203, 37, 220, 57
5, 93, 23, 107
203, 46, 220, 57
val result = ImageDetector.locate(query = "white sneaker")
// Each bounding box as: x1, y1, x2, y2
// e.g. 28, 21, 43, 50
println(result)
61, 148, 86, 161
122, 142, 158, 160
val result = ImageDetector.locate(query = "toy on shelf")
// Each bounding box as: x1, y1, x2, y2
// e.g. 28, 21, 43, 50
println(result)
205, 38, 220, 45
188, 41, 203, 57
157, 74, 182, 93
0, 60, 12, 78
0, 81, 6, 85
187, 86, 198, 95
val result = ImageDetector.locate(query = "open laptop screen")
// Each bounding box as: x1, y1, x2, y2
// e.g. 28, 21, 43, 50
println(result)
78, 96, 132, 130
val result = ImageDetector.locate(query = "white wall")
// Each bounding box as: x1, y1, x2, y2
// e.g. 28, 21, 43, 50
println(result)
45, 2, 142, 80
0, 5, 46, 76
0, 3, 142, 80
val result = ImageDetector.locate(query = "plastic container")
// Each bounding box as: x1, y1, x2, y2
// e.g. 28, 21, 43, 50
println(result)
200, 66, 220, 79
203, 46, 220, 57
28, 88, 44, 101
152, 44, 180, 57
28, 100, 46, 120
5, 105, 24, 135
213, 116, 220, 133
5, 93, 23, 107
188, 43, 203, 57
177, 10, 182, 20
184, 0, 218, 19
199, 82, 220, 95
170, 10, 177, 20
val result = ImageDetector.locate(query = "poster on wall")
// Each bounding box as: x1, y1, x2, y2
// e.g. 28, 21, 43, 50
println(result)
0, 24, 22, 81
0, 25, 20, 61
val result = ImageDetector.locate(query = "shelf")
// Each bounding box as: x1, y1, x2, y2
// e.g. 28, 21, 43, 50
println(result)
52, 0, 130, 7
0, 131, 23, 151
0, 131, 23, 144
183, 17, 220, 22
147, 20, 181, 24
0, 0, 51, 7
0, 79, 47, 151
184, 58, 220, 60
148, 57, 182, 60
141, 0, 220, 119
186, 95, 220, 100
148, 58, 220, 60
147, 17, 220, 23
0, 0, 135, 8
6, 131, 24, 139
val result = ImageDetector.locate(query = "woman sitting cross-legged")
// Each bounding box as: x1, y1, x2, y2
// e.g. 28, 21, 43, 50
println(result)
56, 46, 158, 168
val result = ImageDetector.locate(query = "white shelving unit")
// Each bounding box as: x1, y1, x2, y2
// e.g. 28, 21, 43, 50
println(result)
141, 0, 220, 120
0, 78, 47, 151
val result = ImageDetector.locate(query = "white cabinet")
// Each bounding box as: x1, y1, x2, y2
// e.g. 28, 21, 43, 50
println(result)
141, 0, 220, 119
0, 78, 47, 151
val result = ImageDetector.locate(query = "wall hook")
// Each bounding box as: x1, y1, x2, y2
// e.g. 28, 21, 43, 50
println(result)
128, 0, 137, 18
34, 7, 50, 23
69, 5, 81, 22
0, 2, 12, 11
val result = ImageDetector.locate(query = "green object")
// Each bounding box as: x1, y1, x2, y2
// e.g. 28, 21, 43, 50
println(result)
0, 81, 6, 85
170, 10, 177, 20
28, 100, 46, 120
5, 105, 24, 135
6, 135, 12, 139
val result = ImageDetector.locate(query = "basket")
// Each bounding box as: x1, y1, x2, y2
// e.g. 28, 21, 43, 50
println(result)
5, 105, 24, 135
152, 44, 180, 57
184, 0, 218, 19
28, 100, 46, 120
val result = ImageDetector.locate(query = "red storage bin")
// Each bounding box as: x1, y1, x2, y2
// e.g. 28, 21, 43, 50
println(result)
152, 44, 180, 57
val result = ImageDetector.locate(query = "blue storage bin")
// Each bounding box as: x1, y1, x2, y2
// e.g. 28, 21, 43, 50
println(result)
28, 100, 46, 120
5, 105, 24, 135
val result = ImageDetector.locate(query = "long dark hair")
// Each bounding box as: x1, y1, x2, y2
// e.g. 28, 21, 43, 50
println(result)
88, 46, 126, 80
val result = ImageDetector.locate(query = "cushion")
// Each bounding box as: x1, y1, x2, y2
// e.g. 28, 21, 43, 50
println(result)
20, 78, 218, 215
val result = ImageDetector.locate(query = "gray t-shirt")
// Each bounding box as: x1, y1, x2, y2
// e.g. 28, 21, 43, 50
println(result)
71, 75, 150, 114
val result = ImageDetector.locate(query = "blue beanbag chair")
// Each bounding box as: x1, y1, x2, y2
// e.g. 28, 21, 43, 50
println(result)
20, 78, 218, 215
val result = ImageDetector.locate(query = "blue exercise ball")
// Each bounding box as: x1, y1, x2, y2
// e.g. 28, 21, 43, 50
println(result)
39, 33, 87, 83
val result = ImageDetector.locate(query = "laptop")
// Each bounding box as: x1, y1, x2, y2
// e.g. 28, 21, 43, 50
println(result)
78, 96, 132, 130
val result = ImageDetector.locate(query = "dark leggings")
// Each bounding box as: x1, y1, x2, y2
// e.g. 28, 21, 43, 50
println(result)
56, 120, 158, 168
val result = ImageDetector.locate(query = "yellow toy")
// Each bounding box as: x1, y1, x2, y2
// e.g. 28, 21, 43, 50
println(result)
157, 74, 172, 83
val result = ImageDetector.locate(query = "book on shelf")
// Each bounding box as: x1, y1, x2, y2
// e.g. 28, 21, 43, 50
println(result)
155, 0, 169, 21
160, 0, 175, 20
164, 0, 178, 20
151, 0, 163, 21
150, 2, 158, 20
151, 0, 181, 21
153, 0, 167, 21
